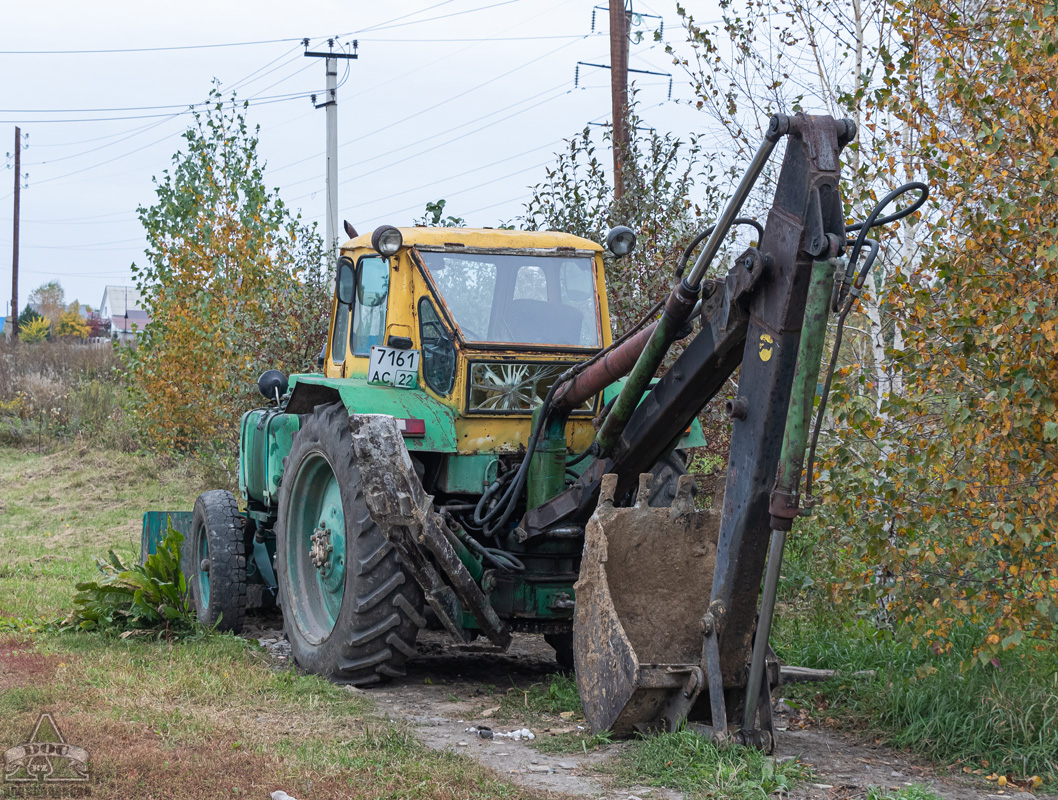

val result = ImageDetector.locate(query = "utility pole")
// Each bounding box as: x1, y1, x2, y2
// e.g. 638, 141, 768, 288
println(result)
305, 38, 358, 263
10, 126, 20, 341
609, 1, 631, 200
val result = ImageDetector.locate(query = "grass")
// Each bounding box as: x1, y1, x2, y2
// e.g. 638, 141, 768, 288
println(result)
772, 575, 1058, 783
0, 445, 541, 800
533, 730, 613, 755
1, 629, 539, 799
610, 727, 808, 800
0, 447, 208, 620
492, 673, 620, 754
496, 672, 582, 719
866, 786, 944, 800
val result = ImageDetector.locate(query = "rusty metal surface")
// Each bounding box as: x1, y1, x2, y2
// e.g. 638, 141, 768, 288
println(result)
573, 472, 720, 736
349, 413, 511, 649
552, 321, 658, 411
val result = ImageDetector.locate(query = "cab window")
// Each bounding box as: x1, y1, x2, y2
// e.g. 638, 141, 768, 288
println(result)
419, 252, 600, 347
331, 257, 355, 364
419, 297, 456, 394
351, 256, 389, 355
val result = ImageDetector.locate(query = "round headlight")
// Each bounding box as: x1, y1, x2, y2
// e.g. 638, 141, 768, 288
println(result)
606, 225, 636, 257
371, 224, 403, 257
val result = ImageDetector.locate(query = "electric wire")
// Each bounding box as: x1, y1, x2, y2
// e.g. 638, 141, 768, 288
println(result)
269, 76, 574, 181
0, 36, 311, 55
360, 0, 522, 33
351, 1, 458, 34
327, 92, 581, 206
367, 157, 556, 221
224, 44, 307, 95
262, 0, 581, 178
26, 42, 314, 167
361, 34, 588, 41
338, 34, 585, 150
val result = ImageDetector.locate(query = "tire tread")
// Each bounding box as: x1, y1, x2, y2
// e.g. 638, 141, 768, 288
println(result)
275, 402, 423, 686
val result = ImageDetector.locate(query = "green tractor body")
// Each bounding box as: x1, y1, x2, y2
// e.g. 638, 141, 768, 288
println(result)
156, 225, 702, 670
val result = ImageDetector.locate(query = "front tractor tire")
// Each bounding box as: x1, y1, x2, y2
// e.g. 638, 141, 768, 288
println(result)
275, 402, 424, 686
184, 490, 247, 633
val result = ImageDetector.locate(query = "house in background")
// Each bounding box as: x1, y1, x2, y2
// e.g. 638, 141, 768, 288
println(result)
100, 286, 150, 342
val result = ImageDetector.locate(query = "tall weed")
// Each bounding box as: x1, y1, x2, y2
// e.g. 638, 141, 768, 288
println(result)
0, 340, 135, 449
62, 522, 196, 637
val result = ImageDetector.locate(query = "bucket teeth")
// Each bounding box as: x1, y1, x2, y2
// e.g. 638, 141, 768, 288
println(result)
671, 474, 697, 516
634, 473, 654, 508
599, 473, 618, 506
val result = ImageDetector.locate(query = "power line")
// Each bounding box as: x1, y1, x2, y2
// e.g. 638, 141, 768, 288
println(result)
371, 157, 554, 221
23, 41, 314, 147
1, 71, 326, 115
0, 36, 309, 55
0, 0, 516, 54
268, 36, 590, 188
351, 1, 457, 35
0, 236, 143, 249
360, 34, 587, 42
342, 37, 585, 160
359, 0, 521, 33
271, 76, 575, 186
223, 44, 306, 95
337, 85, 576, 188
21, 215, 138, 226
29, 117, 179, 149
0, 89, 318, 125
22, 49, 308, 166
22, 209, 135, 223
345, 137, 575, 210
25, 115, 180, 167
360, 106, 612, 221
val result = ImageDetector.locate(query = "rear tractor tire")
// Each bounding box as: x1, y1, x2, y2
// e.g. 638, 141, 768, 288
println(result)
184, 489, 247, 633
275, 402, 424, 686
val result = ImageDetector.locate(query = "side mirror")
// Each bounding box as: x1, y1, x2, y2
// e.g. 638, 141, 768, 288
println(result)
317, 346, 326, 369
358, 258, 390, 307
337, 257, 355, 305
257, 369, 289, 403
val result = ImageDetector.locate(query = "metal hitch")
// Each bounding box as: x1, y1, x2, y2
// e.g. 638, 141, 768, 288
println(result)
573, 472, 720, 736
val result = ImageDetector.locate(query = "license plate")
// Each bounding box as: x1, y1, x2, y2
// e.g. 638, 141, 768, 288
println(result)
367, 346, 420, 389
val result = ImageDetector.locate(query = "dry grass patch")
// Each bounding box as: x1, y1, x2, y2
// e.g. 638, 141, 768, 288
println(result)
1, 632, 543, 800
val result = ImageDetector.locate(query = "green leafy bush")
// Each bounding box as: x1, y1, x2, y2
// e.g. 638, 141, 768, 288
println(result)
63, 522, 196, 637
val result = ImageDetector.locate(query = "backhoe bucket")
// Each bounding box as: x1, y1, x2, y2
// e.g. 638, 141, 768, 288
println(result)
574, 473, 719, 736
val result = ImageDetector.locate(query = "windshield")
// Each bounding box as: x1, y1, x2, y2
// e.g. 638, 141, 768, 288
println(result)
418, 251, 601, 347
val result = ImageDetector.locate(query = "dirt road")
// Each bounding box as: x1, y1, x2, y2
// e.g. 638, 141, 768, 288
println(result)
244, 616, 1052, 800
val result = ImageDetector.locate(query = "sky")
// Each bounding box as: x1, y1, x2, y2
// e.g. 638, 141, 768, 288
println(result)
0, 0, 724, 314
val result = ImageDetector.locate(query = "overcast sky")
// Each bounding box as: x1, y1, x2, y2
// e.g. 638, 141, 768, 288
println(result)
0, 0, 724, 313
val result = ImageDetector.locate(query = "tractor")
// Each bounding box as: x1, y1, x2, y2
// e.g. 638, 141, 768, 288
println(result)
144, 113, 925, 747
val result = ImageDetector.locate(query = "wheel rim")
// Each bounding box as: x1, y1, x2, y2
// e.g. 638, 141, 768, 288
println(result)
195, 523, 211, 609
286, 452, 348, 642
